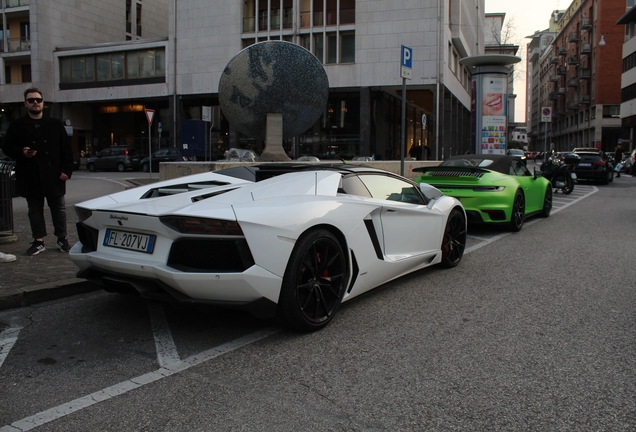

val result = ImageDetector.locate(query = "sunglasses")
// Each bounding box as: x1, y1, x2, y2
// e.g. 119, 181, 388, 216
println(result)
26, 98, 43, 104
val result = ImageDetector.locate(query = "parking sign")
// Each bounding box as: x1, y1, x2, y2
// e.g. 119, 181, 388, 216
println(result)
401, 45, 412, 80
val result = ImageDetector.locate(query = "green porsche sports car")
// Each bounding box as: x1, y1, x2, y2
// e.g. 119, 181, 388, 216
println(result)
413, 154, 552, 232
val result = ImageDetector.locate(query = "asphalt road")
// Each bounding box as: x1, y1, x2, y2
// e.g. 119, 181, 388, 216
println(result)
0, 173, 634, 431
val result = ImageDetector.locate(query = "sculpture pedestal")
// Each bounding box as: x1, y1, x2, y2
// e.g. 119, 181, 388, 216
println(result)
259, 113, 291, 161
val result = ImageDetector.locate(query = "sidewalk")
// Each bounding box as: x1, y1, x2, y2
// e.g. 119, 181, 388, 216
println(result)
0, 178, 155, 311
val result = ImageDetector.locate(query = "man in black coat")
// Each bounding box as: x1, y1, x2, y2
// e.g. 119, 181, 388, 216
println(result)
2, 87, 74, 255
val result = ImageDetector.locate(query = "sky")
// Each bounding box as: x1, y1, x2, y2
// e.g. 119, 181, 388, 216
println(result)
485, 0, 570, 123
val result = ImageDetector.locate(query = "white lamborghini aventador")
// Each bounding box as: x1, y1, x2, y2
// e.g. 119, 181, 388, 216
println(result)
70, 164, 467, 331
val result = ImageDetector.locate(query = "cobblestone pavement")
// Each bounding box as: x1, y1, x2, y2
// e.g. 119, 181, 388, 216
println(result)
0, 178, 151, 310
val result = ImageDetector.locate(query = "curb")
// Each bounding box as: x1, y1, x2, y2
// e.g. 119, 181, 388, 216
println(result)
0, 279, 100, 312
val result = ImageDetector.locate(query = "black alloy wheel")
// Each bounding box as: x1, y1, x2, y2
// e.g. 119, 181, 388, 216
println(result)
508, 190, 525, 232
87, 163, 96, 172
142, 163, 149, 173
440, 208, 466, 268
278, 229, 347, 332
117, 163, 126, 172
540, 186, 552, 218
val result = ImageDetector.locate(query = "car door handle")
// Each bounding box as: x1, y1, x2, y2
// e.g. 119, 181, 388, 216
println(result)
386, 209, 398, 213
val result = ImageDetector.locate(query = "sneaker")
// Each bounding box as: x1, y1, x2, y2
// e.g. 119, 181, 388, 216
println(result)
0, 252, 16, 263
27, 240, 46, 256
57, 237, 71, 252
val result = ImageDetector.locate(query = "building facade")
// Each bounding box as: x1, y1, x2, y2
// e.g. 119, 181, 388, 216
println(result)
618, 3, 636, 153
527, 0, 627, 153
0, 0, 485, 161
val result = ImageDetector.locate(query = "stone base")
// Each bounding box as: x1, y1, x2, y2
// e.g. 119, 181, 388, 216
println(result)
258, 113, 291, 162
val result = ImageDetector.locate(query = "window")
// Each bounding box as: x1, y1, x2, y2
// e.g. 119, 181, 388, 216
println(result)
313, 34, 324, 63
340, 0, 355, 24
127, 51, 139, 78
136, 4, 142, 36
300, 0, 311, 28
602, 105, 620, 118
340, 32, 355, 63
60, 48, 166, 85
358, 175, 425, 205
326, 33, 337, 63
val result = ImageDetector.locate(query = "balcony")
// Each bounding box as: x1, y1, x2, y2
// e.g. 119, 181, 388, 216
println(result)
581, 18, 591, 29
567, 101, 579, 110
558, 87, 566, 95
580, 95, 590, 104
4, 0, 29, 6
557, 46, 567, 56
550, 75, 559, 82
580, 43, 591, 55
555, 108, 566, 116
550, 56, 558, 64
568, 32, 579, 43
7, 37, 30, 52
568, 78, 579, 87
568, 55, 579, 65
579, 68, 591, 79
549, 92, 559, 100
557, 66, 567, 75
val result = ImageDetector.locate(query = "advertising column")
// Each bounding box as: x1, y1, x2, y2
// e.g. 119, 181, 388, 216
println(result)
480, 76, 507, 155
459, 55, 521, 156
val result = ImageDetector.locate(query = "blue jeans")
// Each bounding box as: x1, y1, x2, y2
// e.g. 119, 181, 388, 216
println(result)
26, 195, 67, 240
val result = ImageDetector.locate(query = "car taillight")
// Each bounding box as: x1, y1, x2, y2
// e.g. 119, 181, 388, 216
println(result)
593, 160, 606, 167
123, 149, 129, 156
160, 216, 244, 236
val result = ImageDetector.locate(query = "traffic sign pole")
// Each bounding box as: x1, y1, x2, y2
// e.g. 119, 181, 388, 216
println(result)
400, 45, 412, 176
145, 109, 155, 176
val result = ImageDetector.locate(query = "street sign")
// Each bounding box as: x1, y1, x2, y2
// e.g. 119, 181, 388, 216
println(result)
421, 114, 427, 128
158, 122, 162, 133
145, 109, 155, 126
202, 106, 212, 122
541, 107, 552, 123
401, 45, 412, 80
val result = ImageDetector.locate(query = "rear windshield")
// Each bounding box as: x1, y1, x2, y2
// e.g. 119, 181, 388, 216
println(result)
440, 158, 495, 168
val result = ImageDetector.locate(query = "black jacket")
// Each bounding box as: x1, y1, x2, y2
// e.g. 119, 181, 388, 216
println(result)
2, 115, 73, 197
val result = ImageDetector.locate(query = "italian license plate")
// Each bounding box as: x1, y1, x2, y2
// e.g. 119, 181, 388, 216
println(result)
578, 163, 591, 167
103, 229, 156, 253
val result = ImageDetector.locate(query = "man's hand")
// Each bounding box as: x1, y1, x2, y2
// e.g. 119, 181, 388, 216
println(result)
23, 147, 37, 158
59, 173, 69, 181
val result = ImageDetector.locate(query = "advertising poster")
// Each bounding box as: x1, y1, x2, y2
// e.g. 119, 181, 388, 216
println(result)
480, 76, 507, 154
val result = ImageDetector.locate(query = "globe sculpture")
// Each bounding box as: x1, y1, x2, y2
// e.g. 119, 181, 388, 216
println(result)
218, 41, 329, 161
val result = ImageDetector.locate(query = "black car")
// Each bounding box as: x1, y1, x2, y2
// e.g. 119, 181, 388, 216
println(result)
139, 148, 188, 173
73, 153, 81, 171
86, 147, 141, 172
506, 149, 527, 165
572, 149, 614, 184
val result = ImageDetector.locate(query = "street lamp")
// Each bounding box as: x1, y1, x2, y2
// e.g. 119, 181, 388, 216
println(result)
599, 34, 606, 46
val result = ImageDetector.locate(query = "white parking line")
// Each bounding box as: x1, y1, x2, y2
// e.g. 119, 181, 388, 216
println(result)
147, 302, 181, 366
0, 326, 22, 368
0, 327, 280, 432
464, 185, 597, 254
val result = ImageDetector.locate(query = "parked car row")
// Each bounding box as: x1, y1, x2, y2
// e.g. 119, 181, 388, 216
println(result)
85, 147, 189, 172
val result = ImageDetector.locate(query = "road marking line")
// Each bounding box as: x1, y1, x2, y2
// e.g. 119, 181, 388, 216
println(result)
464, 185, 597, 255
0, 327, 280, 432
0, 326, 22, 368
147, 302, 181, 366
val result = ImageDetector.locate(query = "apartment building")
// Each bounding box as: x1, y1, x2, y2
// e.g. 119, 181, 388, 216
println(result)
528, 0, 626, 153
618, 3, 636, 153
0, 0, 484, 161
